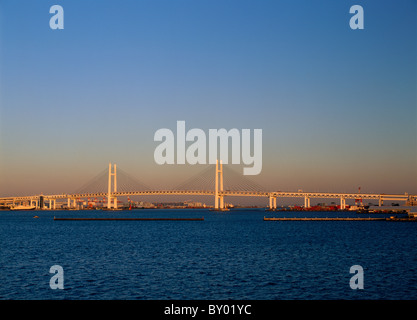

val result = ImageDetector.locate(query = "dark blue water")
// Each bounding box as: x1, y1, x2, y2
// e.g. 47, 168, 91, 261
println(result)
1, 209, 416, 300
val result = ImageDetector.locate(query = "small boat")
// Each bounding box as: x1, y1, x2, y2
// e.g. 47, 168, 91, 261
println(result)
10, 205, 36, 211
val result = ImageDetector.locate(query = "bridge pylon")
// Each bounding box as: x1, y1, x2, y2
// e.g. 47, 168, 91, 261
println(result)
214, 159, 226, 210
107, 162, 118, 209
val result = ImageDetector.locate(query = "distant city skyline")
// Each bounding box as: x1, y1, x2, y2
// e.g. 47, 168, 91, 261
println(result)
0, 0, 416, 197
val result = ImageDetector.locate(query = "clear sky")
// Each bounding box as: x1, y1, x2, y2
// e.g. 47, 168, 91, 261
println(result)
0, 0, 416, 197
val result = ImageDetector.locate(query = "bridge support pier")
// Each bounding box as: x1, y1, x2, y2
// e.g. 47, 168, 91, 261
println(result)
67, 198, 77, 209
30, 198, 38, 209
268, 195, 277, 210
48, 199, 56, 210
73, 199, 77, 209
304, 196, 310, 208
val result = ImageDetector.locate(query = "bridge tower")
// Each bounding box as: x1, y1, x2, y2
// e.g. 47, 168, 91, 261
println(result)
107, 163, 118, 209
214, 160, 225, 210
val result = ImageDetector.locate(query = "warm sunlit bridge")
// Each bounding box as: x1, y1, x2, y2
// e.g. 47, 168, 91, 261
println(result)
0, 161, 415, 210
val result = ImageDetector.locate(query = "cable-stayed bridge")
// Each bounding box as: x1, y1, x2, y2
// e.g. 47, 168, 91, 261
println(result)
0, 162, 415, 210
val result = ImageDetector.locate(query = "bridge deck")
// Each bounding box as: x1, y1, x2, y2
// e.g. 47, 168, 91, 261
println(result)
0, 190, 410, 201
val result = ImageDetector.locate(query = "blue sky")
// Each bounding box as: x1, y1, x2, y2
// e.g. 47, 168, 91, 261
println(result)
0, 0, 416, 197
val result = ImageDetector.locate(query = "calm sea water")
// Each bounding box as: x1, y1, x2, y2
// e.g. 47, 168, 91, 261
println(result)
0, 209, 416, 300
